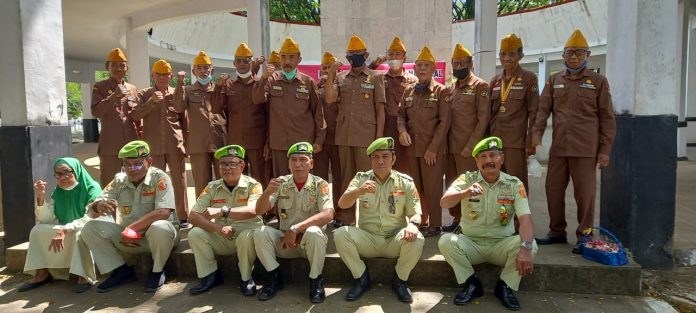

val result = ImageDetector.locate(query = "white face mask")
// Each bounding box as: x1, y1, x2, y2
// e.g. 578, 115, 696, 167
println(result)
237, 71, 252, 79
321, 74, 328, 80
387, 60, 403, 70
59, 181, 79, 191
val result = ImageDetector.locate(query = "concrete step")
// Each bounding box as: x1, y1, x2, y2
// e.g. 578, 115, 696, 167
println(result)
5, 228, 642, 296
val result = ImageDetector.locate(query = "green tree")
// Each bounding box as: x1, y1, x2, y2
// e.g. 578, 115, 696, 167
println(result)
66, 82, 82, 119
270, 0, 320, 23
453, 0, 569, 22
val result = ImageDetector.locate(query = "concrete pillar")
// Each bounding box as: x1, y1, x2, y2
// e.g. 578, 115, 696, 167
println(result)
247, 0, 270, 58
81, 83, 99, 143
677, 0, 691, 159
126, 29, 150, 89
688, 19, 696, 145
0, 0, 72, 247
603, 0, 679, 269
537, 54, 548, 94
474, 0, 497, 81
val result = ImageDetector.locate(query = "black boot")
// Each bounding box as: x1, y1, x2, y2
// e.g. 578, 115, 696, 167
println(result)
240, 277, 257, 296
309, 275, 326, 303
494, 280, 521, 311
454, 274, 484, 305
144, 271, 166, 293
97, 264, 137, 293
345, 269, 371, 301
258, 268, 283, 301
391, 273, 413, 303
535, 234, 568, 245
189, 270, 223, 295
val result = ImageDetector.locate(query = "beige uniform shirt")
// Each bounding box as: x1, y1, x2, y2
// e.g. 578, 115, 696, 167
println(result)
269, 174, 333, 231
447, 171, 531, 239
192, 175, 264, 230
345, 170, 421, 237
97, 167, 176, 227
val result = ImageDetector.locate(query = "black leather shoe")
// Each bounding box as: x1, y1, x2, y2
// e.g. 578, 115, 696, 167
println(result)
179, 219, 190, 229
309, 275, 326, 303
535, 234, 568, 245
391, 274, 413, 303
423, 227, 442, 237
73, 282, 92, 294
331, 219, 343, 228
189, 270, 223, 295
258, 268, 283, 301
572, 241, 583, 255
441, 223, 459, 233
454, 274, 483, 305
240, 277, 257, 296
494, 280, 520, 311
144, 271, 166, 293
97, 264, 136, 293
17, 275, 52, 292
345, 269, 371, 301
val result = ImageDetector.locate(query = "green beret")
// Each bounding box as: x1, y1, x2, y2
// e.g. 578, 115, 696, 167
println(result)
471, 136, 503, 157
214, 145, 246, 160
118, 140, 150, 159
366, 137, 395, 155
287, 142, 313, 157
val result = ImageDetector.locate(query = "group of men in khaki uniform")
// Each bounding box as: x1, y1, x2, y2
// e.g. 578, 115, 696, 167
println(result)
86, 28, 615, 310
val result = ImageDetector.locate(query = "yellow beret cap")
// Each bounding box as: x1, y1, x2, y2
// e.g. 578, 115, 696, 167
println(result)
564, 29, 589, 49
452, 43, 473, 59
321, 52, 337, 65
388, 37, 406, 52
472, 136, 503, 157
118, 140, 150, 159
366, 137, 396, 155
107, 48, 127, 62
416, 46, 435, 63
280, 37, 301, 54
235, 43, 254, 58
193, 51, 212, 65
152, 59, 172, 74
214, 145, 246, 160
347, 35, 367, 51
287, 142, 313, 157
269, 50, 280, 63
500, 34, 523, 52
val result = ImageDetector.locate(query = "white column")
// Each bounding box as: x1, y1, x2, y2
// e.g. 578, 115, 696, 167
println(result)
537, 54, 547, 94
607, 0, 678, 115
0, 0, 67, 126
247, 0, 270, 57
81, 83, 93, 119
474, 0, 497, 81
687, 19, 696, 145
126, 29, 150, 89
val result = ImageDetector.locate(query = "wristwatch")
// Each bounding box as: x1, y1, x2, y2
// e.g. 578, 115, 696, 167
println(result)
521, 241, 533, 250
410, 221, 421, 227
290, 224, 299, 233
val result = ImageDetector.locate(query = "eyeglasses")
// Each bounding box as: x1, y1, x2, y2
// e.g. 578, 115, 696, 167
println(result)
563, 49, 588, 57
219, 161, 243, 169
54, 170, 74, 178
122, 162, 145, 171
498, 51, 520, 58
235, 58, 252, 65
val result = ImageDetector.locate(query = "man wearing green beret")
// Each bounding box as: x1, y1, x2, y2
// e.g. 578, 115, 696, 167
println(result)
254, 142, 334, 303
80, 140, 179, 293
335, 137, 424, 303
438, 137, 536, 310
187, 145, 264, 296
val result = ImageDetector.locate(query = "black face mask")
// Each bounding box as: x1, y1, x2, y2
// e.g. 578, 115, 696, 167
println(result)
414, 82, 429, 92
453, 68, 470, 80
347, 54, 366, 68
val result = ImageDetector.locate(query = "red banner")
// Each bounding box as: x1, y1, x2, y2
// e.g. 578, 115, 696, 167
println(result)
297, 62, 447, 84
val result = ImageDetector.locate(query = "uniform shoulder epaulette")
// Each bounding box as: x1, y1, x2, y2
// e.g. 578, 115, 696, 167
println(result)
396, 171, 414, 182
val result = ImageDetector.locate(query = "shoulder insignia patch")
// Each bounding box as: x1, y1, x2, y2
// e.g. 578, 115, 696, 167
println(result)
320, 182, 329, 195
480, 89, 489, 97
157, 178, 168, 191
518, 184, 528, 199
251, 184, 262, 195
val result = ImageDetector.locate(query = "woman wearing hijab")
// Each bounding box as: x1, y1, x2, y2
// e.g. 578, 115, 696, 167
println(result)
19, 157, 101, 293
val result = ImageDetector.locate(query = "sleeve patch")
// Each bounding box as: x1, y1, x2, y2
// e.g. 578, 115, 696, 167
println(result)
518, 185, 527, 199
157, 178, 168, 191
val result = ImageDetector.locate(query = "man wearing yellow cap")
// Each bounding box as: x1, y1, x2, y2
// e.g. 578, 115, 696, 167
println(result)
439, 137, 536, 310
314, 52, 343, 223
397, 46, 451, 237
213, 43, 270, 187
80, 140, 179, 293
368, 37, 418, 175
532, 29, 616, 254
252, 37, 326, 178
91, 48, 141, 186
335, 137, 424, 303
254, 142, 334, 303
173, 51, 226, 198
489, 34, 538, 197
324, 34, 386, 225
187, 144, 263, 296
132, 59, 189, 226
443, 43, 491, 233
268, 50, 281, 69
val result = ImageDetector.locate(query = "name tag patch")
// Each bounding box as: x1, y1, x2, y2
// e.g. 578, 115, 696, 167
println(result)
579, 83, 597, 90
296, 86, 309, 93
272, 85, 283, 91
496, 195, 515, 205
361, 83, 375, 90
212, 199, 226, 204
553, 84, 565, 89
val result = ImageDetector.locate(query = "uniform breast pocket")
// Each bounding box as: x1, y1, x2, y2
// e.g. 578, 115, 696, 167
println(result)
362, 113, 376, 125
552, 88, 566, 100
464, 201, 485, 226
269, 88, 284, 97
390, 194, 406, 216
188, 95, 205, 104
577, 88, 599, 114
509, 88, 526, 100
404, 100, 414, 108
295, 92, 310, 100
